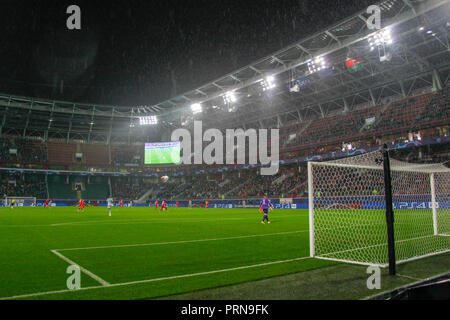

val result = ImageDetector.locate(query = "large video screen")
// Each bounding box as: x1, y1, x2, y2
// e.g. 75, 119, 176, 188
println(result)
144, 142, 181, 164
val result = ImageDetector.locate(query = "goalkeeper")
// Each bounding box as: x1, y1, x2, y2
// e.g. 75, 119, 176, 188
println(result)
259, 194, 273, 225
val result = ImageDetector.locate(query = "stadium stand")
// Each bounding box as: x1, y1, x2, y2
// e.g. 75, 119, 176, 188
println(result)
0, 172, 47, 199
0, 87, 448, 202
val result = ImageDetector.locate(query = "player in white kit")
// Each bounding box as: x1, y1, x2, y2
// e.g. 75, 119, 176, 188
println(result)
107, 196, 113, 216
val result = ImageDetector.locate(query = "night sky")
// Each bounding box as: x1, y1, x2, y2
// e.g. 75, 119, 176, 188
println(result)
0, 0, 374, 106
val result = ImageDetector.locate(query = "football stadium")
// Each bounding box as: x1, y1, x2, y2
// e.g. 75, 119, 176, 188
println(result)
0, 0, 449, 302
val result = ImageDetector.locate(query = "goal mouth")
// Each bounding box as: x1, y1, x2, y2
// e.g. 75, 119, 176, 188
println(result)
3, 197, 37, 207
308, 150, 450, 269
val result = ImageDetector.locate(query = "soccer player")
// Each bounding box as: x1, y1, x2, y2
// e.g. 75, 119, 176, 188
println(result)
107, 196, 113, 216
44, 198, 49, 208
205, 200, 209, 209
155, 200, 158, 210
78, 199, 85, 212
120, 199, 124, 208
259, 195, 273, 224
175, 201, 179, 208
160, 200, 168, 212
10, 198, 15, 209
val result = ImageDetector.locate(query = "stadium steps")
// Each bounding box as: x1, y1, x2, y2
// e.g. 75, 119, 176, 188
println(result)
218, 179, 231, 187
289, 180, 307, 194
225, 181, 247, 196
137, 188, 154, 202
363, 100, 394, 132
272, 174, 288, 185
291, 119, 314, 143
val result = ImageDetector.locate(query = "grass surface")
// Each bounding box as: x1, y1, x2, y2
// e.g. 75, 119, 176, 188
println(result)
161, 252, 450, 300
0, 206, 447, 300
0, 206, 334, 299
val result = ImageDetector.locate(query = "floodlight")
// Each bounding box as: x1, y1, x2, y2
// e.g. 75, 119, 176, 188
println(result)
139, 116, 158, 125
308, 57, 326, 74
191, 103, 202, 114
261, 76, 276, 91
223, 91, 237, 104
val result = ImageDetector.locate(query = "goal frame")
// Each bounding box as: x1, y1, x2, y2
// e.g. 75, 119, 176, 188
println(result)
4, 196, 37, 207
308, 150, 449, 271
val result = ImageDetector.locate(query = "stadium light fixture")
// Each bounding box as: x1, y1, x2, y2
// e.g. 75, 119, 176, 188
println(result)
307, 56, 326, 74
139, 115, 158, 125
260, 76, 276, 91
223, 91, 237, 104
228, 105, 237, 112
368, 27, 393, 62
191, 103, 202, 114
368, 27, 393, 47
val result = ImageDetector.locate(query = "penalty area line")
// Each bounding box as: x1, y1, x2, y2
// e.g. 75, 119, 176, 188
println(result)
54, 230, 309, 252
49, 217, 249, 227
0, 256, 311, 300
51, 250, 110, 287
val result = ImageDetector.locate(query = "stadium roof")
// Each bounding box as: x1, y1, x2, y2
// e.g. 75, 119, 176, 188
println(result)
0, 0, 449, 143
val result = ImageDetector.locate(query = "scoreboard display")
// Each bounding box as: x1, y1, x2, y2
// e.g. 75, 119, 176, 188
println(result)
144, 142, 181, 164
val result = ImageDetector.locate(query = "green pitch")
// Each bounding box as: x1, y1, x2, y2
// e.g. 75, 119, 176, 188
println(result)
0, 206, 447, 300
0, 206, 334, 300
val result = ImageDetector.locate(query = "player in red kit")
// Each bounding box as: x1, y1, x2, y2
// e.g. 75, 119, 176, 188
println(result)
78, 199, 85, 212
205, 200, 209, 209
44, 199, 49, 208
120, 199, 123, 208
176, 201, 179, 208
155, 200, 158, 210
160, 201, 168, 212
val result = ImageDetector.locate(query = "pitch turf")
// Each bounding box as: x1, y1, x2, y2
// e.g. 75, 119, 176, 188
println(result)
0, 206, 337, 299
0, 206, 447, 300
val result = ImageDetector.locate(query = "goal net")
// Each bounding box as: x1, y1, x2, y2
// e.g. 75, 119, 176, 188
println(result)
308, 150, 449, 267
4, 197, 37, 207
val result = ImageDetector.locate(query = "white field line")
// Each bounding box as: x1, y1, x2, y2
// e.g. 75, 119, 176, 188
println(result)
50, 217, 249, 227
318, 234, 439, 258
0, 256, 311, 300
51, 250, 110, 287
54, 230, 308, 252
50, 212, 308, 227
396, 273, 424, 281
0, 217, 250, 228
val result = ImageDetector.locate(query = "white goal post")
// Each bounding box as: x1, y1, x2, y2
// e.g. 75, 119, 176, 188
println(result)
3, 197, 37, 207
308, 150, 449, 267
